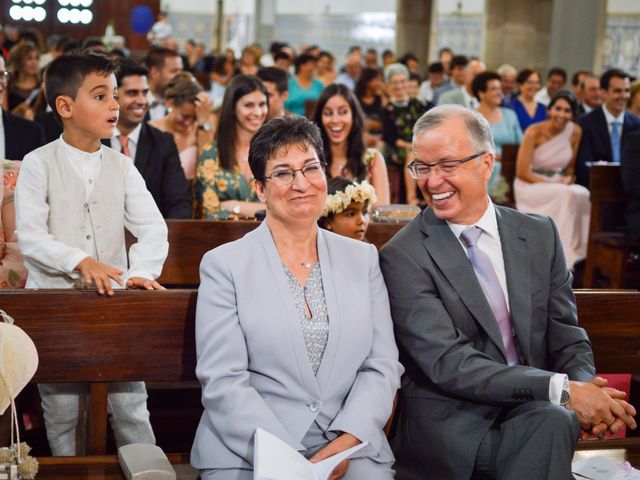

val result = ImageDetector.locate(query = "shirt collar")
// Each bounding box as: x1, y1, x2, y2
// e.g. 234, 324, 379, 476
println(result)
59, 134, 103, 162
114, 122, 142, 145
447, 198, 499, 240
603, 104, 625, 125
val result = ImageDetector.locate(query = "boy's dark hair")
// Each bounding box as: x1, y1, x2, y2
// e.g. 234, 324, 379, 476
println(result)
547, 67, 567, 81
257, 67, 289, 94
409, 72, 421, 83
450, 55, 469, 70
45, 52, 117, 125
249, 115, 325, 184
115, 58, 149, 87
428, 62, 444, 74
600, 68, 629, 90
143, 47, 180, 71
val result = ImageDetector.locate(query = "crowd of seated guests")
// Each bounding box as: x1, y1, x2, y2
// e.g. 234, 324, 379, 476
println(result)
2, 24, 640, 480
1, 24, 640, 275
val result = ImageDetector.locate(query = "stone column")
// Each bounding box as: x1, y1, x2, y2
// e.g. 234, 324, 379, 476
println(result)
396, 0, 435, 68
484, 0, 553, 71
548, 0, 607, 75
255, 0, 276, 50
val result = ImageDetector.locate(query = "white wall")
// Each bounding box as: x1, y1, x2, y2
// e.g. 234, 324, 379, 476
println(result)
163, 0, 393, 15
163, 0, 255, 14
608, 0, 640, 14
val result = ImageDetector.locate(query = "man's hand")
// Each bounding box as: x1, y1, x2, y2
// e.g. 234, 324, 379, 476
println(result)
74, 257, 124, 295
569, 379, 637, 436
126, 277, 165, 290
309, 433, 361, 480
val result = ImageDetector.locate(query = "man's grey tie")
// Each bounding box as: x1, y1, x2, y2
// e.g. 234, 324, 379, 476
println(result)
460, 226, 519, 365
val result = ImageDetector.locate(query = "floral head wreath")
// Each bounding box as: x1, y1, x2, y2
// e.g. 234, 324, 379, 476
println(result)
321, 180, 378, 218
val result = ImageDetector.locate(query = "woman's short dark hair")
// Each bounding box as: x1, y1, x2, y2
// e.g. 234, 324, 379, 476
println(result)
249, 115, 325, 184
217, 74, 269, 171
311, 84, 366, 181
548, 89, 578, 118
294, 53, 317, 75
516, 68, 540, 85
471, 70, 501, 100
318, 177, 357, 227
354, 67, 381, 99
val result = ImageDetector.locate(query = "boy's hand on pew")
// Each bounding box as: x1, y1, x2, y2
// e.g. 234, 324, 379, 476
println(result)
75, 257, 124, 295
126, 277, 166, 291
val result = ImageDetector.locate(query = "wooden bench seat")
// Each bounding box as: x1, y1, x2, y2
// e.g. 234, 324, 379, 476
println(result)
3, 288, 640, 476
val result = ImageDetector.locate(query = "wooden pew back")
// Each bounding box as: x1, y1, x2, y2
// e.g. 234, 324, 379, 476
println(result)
4, 289, 640, 464
138, 220, 404, 288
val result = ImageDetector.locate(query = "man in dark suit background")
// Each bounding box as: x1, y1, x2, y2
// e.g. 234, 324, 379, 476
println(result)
576, 68, 640, 187
380, 105, 636, 480
104, 58, 191, 219
0, 56, 45, 160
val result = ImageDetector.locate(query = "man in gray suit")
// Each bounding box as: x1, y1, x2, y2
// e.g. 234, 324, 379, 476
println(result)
379, 105, 636, 480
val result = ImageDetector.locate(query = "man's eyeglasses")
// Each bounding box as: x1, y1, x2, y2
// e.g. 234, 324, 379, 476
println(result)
407, 151, 486, 180
0, 71, 9, 83
265, 161, 326, 187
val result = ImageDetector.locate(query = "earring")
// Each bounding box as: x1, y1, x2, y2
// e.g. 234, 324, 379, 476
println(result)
326, 225, 332, 230
166, 107, 173, 114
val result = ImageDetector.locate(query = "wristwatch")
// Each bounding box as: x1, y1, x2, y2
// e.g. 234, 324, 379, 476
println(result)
198, 122, 212, 132
560, 377, 571, 406
232, 204, 241, 215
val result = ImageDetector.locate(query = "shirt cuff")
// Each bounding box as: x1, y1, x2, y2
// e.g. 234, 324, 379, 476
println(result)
549, 373, 568, 405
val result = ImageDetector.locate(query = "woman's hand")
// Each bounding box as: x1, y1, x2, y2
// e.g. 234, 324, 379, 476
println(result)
309, 433, 361, 480
195, 91, 213, 125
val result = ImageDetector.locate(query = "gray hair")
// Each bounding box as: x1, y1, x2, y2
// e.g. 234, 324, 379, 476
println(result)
384, 63, 409, 84
497, 63, 517, 77
413, 104, 496, 155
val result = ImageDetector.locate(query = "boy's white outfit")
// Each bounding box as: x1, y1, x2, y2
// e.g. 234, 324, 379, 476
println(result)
15, 136, 169, 455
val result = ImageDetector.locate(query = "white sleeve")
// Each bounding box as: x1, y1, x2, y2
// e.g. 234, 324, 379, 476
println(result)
548, 373, 568, 405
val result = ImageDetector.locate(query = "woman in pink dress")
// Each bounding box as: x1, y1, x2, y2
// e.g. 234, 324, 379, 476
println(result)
514, 91, 589, 269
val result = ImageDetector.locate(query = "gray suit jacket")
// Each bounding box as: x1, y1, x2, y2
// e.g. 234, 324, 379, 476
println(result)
191, 220, 403, 470
379, 205, 595, 480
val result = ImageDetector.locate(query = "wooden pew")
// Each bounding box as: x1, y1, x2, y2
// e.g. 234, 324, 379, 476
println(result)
138, 220, 404, 288
4, 288, 640, 477
583, 164, 640, 288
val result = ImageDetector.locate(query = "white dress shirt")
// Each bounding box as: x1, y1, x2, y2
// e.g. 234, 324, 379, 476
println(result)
534, 87, 550, 106
603, 104, 625, 137
111, 123, 142, 161
462, 87, 479, 110
447, 200, 566, 404
15, 135, 168, 285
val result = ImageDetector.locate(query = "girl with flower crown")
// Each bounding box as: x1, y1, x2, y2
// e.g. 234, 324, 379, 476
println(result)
318, 177, 377, 241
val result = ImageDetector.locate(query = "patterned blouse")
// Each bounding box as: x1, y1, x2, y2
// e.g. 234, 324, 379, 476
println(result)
381, 98, 430, 165
196, 142, 259, 219
0, 160, 27, 288
283, 264, 329, 375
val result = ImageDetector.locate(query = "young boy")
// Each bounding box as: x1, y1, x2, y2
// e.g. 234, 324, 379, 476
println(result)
14, 52, 169, 456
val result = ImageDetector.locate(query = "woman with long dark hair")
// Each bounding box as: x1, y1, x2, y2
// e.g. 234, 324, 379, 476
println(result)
312, 84, 389, 205
196, 75, 269, 219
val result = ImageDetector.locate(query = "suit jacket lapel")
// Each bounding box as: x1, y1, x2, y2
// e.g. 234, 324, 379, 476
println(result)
3, 111, 16, 160
134, 123, 153, 174
596, 108, 613, 155
314, 229, 340, 394
255, 221, 320, 396
495, 207, 532, 364
419, 209, 508, 362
